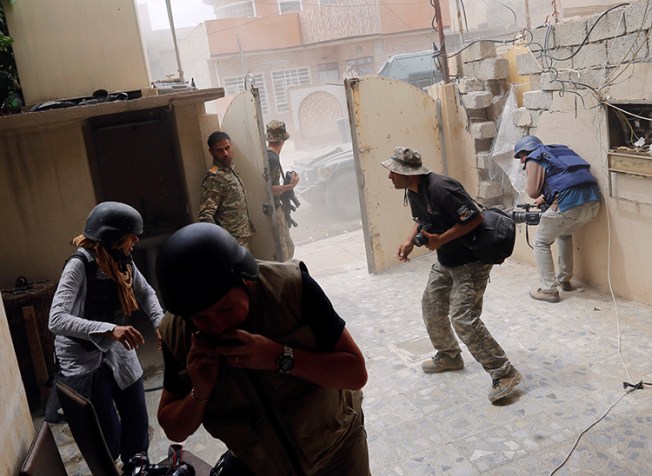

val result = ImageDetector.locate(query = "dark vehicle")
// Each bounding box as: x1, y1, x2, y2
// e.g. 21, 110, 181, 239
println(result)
293, 52, 441, 220
377, 50, 442, 89
293, 145, 360, 221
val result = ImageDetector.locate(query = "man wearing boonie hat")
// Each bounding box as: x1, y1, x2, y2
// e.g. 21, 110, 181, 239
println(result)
266, 120, 299, 261
382, 146, 522, 404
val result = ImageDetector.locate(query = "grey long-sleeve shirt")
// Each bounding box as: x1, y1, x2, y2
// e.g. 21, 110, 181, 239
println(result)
49, 248, 163, 390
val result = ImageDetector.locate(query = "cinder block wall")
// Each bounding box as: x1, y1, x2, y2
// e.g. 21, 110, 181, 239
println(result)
453, 0, 652, 305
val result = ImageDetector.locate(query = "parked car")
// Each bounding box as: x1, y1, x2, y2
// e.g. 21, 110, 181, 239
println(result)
377, 49, 442, 89
293, 144, 360, 220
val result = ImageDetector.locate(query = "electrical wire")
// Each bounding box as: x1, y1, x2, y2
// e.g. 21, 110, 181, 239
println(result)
547, 37, 652, 469
447, 31, 528, 59
548, 384, 645, 475
537, 4, 629, 63
599, 2, 652, 90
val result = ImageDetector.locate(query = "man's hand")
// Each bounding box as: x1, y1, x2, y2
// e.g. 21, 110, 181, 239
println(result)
186, 333, 222, 401
535, 196, 546, 208
421, 230, 444, 250
397, 240, 414, 262
288, 171, 300, 187
106, 325, 144, 351
213, 329, 279, 370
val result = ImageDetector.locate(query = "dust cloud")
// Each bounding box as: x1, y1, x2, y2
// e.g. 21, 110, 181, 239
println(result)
281, 139, 362, 246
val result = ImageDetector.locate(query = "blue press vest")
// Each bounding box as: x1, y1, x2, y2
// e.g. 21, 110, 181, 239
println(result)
525, 144, 597, 205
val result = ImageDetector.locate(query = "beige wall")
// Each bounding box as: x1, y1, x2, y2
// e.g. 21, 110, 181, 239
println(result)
206, 14, 303, 55
380, 0, 449, 33
5, 0, 150, 105
0, 300, 34, 475
0, 90, 224, 290
533, 81, 652, 304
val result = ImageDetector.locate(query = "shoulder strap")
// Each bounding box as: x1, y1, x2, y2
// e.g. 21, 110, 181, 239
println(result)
66, 251, 95, 280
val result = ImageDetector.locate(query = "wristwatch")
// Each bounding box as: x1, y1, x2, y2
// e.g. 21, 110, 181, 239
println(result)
277, 345, 294, 374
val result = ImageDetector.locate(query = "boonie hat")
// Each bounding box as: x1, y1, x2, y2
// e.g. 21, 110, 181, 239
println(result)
381, 146, 430, 175
266, 120, 290, 142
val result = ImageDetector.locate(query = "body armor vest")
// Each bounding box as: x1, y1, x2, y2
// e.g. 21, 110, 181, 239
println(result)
526, 144, 596, 205
161, 261, 363, 475
69, 251, 125, 351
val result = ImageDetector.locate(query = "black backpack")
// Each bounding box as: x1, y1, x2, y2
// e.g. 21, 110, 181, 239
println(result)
466, 207, 516, 265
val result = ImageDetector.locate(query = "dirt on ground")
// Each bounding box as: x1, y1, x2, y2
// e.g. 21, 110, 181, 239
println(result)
287, 195, 362, 246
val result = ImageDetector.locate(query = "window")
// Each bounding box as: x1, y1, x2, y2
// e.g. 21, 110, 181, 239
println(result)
278, 0, 301, 13
215, 0, 255, 19
346, 56, 374, 76
222, 74, 269, 113
606, 102, 652, 205
271, 68, 311, 112
317, 62, 340, 83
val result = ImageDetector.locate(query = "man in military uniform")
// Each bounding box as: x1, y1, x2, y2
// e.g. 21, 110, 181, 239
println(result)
266, 120, 299, 261
383, 146, 522, 404
198, 131, 253, 247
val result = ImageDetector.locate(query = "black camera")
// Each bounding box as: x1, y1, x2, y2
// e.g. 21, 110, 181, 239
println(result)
511, 203, 546, 225
123, 451, 195, 476
413, 222, 436, 247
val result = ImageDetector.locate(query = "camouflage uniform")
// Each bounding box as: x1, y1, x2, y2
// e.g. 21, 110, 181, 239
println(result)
382, 146, 518, 387
198, 161, 252, 247
421, 260, 511, 380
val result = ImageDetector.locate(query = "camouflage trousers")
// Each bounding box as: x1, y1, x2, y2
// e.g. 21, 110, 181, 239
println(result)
421, 260, 512, 380
274, 206, 295, 261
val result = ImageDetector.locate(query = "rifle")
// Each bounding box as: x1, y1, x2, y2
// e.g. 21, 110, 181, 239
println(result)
280, 171, 300, 228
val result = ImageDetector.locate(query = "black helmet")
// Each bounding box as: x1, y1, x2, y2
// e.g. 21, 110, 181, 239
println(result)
155, 223, 259, 316
84, 201, 143, 246
513, 135, 543, 158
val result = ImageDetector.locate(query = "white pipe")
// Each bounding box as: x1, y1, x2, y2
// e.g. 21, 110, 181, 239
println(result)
165, 0, 185, 82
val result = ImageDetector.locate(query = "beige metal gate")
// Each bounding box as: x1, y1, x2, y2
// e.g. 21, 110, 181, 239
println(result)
345, 76, 442, 274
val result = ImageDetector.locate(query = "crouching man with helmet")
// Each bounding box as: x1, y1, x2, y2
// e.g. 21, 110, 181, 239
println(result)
155, 223, 370, 475
514, 136, 600, 303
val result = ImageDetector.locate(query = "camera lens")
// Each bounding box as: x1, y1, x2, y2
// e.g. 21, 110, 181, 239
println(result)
413, 233, 427, 247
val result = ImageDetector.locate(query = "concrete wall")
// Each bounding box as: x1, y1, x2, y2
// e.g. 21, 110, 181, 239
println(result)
0, 300, 34, 475
206, 14, 303, 55
0, 90, 224, 291
455, 0, 652, 306
5, 0, 150, 105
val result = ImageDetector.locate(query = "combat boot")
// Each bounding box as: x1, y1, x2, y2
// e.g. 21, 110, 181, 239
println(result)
421, 353, 464, 374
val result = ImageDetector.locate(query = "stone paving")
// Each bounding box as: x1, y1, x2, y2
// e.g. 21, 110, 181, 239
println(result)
44, 229, 652, 475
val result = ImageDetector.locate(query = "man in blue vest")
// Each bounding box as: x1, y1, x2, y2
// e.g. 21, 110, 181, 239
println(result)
514, 136, 601, 303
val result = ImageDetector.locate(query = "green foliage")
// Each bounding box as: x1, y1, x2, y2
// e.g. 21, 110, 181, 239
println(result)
0, 0, 23, 114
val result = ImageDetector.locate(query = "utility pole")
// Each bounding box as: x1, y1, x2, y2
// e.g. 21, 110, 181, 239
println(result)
165, 0, 185, 82
524, 0, 531, 29
433, 0, 449, 83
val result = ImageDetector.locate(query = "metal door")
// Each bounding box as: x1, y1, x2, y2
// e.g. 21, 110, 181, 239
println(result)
217, 88, 281, 261
345, 76, 442, 273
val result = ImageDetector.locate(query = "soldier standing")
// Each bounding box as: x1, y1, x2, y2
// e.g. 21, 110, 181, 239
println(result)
266, 120, 299, 261
198, 131, 253, 248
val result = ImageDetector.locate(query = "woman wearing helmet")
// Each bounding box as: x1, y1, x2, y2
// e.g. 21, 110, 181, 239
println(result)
48, 201, 164, 464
